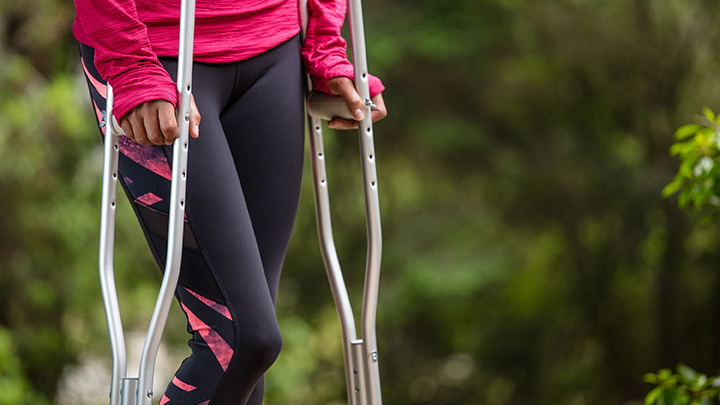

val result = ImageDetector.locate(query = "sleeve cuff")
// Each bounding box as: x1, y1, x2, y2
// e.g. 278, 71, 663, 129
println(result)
314, 63, 385, 98
111, 72, 177, 120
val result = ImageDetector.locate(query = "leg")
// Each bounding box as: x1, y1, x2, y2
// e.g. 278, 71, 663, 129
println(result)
80, 35, 304, 405
217, 35, 306, 404
147, 54, 301, 404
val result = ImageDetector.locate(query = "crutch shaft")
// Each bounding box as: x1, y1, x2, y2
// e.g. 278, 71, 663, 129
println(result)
301, 0, 384, 402
348, 0, 383, 402
100, 85, 127, 405
99, 0, 195, 403
307, 114, 361, 405
136, 0, 195, 401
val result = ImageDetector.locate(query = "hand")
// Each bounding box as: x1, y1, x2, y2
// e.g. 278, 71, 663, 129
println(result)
326, 76, 387, 130
119, 95, 201, 146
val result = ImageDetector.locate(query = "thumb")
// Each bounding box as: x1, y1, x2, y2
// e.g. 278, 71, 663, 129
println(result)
329, 77, 364, 121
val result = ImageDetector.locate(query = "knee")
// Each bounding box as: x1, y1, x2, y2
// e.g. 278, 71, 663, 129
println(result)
236, 325, 283, 374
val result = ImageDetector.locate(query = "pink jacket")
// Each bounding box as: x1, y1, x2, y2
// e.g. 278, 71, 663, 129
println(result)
73, 0, 384, 119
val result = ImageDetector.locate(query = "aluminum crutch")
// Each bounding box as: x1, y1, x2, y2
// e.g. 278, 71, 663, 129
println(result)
300, 0, 383, 404
98, 0, 195, 402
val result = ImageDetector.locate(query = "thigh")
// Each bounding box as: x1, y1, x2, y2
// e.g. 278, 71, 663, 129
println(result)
159, 59, 280, 324
220, 36, 306, 303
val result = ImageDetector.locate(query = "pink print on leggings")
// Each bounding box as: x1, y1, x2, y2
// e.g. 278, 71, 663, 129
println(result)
118, 136, 172, 180
181, 303, 233, 372
184, 287, 233, 321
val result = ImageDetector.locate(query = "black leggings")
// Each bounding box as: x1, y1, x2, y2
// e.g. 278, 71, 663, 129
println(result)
79, 36, 305, 405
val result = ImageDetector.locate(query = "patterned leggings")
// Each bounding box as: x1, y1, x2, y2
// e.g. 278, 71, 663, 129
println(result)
79, 36, 305, 405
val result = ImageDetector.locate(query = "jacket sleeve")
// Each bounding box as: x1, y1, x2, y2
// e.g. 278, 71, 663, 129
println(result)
74, 0, 177, 120
301, 0, 385, 97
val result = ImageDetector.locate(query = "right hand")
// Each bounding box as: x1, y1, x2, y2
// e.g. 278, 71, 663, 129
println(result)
326, 76, 387, 130
120, 96, 201, 146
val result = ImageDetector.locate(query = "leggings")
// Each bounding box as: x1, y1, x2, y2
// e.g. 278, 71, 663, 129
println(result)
79, 36, 305, 405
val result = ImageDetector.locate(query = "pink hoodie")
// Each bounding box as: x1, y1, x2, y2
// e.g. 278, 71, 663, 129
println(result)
73, 0, 384, 119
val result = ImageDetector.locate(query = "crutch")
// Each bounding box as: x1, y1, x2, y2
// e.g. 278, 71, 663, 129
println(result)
98, 0, 195, 402
300, 0, 384, 404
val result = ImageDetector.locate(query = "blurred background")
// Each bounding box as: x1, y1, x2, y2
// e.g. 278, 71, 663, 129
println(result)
2, 0, 720, 404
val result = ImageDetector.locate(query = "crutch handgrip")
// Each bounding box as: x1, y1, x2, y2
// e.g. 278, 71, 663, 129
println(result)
109, 115, 126, 137
306, 91, 354, 120
108, 108, 188, 139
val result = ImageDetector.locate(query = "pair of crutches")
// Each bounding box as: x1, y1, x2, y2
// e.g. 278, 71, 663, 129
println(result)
98, 0, 383, 403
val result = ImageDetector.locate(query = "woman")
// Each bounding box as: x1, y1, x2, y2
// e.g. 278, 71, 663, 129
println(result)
72, 0, 386, 403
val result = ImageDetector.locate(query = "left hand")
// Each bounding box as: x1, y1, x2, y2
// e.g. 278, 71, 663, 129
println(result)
326, 76, 387, 130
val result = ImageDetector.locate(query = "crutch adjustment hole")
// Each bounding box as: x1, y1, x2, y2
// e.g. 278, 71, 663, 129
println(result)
362, 73, 367, 79
321, 179, 326, 184
184, 113, 190, 122
111, 201, 115, 207
112, 173, 117, 179
114, 144, 118, 150
186, 85, 190, 91
182, 171, 186, 178
184, 142, 188, 150
369, 154, 373, 160
180, 200, 184, 207
366, 127, 371, 133
371, 181, 376, 187
318, 153, 323, 157
316, 126, 320, 131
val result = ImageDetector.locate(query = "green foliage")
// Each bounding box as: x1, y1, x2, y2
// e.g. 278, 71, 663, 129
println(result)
663, 109, 720, 210
644, 365, 720, 405
5, 0, 720, 404
0, 328, 48, 405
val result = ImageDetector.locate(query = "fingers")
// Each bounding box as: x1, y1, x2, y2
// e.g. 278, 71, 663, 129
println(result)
120, 115, 152, 146
190, 94, 201, 139
119, 118, 135, 144
158, 96, 201, 142
370, 93, 387, 123
327, 92, 388, 130
120, 99, 202, 146
328, 77, 365, 121
326, 76, 388, 130
120, 101, 166, 146
158, 102, 178, 144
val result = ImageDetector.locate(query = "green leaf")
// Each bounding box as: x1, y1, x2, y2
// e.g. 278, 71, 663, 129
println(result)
679, 165, 694, 179
646, 386, 664, 405
678, 364, 698, 383
676, 124, 703, 140
670, 143, 687, 156
662, 176, 684, 197
679, 189, 692, 209
659, 369, 674, 380
646, 373, 661, 384
677, 391, 691, 405
698, 127, 716, 139
704, 107, 716, 123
